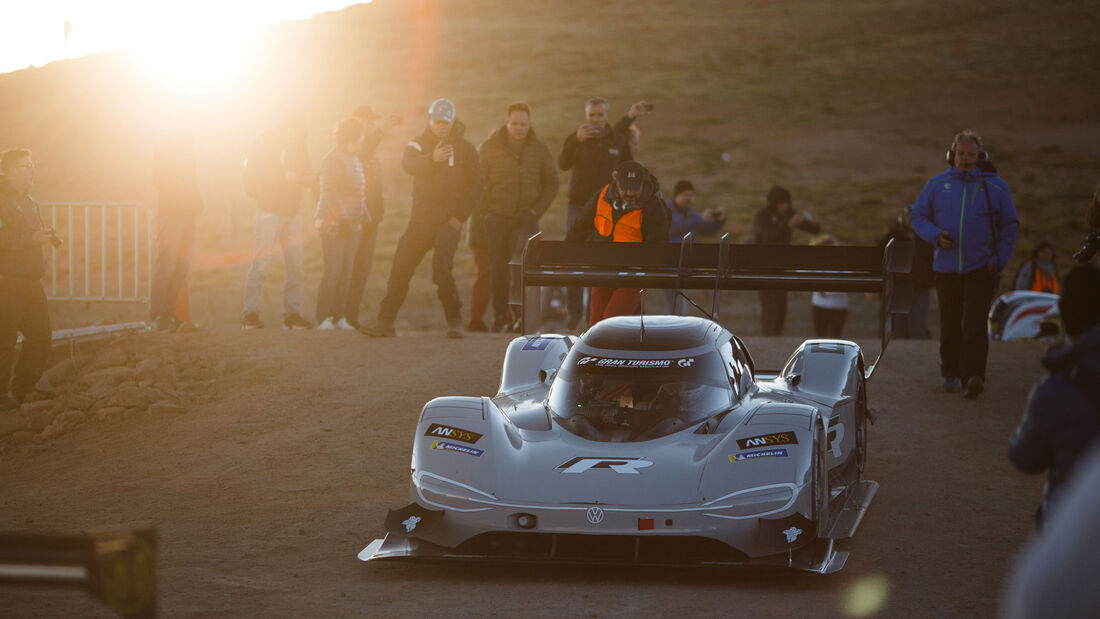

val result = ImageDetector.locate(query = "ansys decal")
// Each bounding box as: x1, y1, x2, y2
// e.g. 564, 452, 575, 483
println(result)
736, 431, 798, 450
424, 423, 482, 445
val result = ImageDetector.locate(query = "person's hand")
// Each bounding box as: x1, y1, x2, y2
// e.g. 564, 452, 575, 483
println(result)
628, 100, 652, 119
433, 142, 454, 163
938, 230, 955, 249
788, 211, 807, 227
575, 124, 599, 142
448, 216, 462, 231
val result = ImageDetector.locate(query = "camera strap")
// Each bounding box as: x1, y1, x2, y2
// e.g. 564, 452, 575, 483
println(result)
983, 180, 1000, 269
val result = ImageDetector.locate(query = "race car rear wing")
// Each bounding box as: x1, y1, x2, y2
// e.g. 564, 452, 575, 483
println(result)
514, 233, 913, 379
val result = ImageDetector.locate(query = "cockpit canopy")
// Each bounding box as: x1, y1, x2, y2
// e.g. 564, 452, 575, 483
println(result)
548, 348, 735, 442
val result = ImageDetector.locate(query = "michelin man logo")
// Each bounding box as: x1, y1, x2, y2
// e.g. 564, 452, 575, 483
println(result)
783, 526, 802, 543
402, 516, 421, 533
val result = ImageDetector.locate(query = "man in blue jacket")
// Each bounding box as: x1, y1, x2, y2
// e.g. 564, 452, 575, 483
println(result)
911, 130, 1019, 399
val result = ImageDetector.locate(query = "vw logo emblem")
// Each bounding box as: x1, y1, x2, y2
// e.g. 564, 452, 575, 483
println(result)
586, 506, 605, 525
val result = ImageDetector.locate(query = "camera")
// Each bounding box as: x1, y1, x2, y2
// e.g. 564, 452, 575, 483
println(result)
1073, 230, 1100, 264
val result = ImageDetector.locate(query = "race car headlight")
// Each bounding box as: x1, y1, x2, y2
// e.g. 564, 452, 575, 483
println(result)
704, 484, 797, 519
414, 471, 496, 513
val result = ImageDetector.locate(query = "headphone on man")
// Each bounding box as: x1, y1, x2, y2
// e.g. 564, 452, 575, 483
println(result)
945, 131, 990, 166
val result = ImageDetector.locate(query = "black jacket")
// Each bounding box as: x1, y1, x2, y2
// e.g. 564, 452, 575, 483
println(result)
753, 205, 821, 244
402, 120, 483, 225
1009, 325, 1100, 520
566, 173, 669, 243
245, 129, 310, 217
0, 181, 45, 280
558, 115, 634, 206
358, 128, 385, 224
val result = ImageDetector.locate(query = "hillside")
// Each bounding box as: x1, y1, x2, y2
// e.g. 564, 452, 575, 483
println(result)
1, 0, 1098, 330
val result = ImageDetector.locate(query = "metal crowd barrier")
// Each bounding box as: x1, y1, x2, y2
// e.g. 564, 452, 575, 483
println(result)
39, 202, 153, 304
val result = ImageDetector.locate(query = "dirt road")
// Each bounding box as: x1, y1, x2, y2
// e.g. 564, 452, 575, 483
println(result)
0, 330, 1047, 617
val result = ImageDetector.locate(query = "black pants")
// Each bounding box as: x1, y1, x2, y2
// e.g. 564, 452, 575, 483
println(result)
0, 277, 51, 399
485, 212, 538, 324
758, 290, 787, 336
812, 307, 847, 338
377, 221, 462, 323
935, 269, 998, 381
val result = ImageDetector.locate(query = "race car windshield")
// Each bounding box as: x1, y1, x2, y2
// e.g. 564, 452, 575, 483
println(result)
547, 351, 733, 442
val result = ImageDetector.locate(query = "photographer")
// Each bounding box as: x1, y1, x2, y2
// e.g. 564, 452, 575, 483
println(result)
558, 98, 649, 329
1008, 264, 1100, 528
911, 129, 1019, 399
0, 148, 54, 410
665, 180, 727, 314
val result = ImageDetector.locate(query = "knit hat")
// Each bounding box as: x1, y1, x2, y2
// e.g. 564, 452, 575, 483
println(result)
673, 180, 695, 197
767, 185, 791, 208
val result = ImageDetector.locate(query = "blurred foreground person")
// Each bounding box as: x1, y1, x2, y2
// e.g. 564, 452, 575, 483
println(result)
1003, 442, 1100, 618
241, 108, 314, 330
566, 160, 668, 326
752, 185, 820, 335
879, 206, 934, 338
558, 97, 650, 329
343, 105, 401, 329
478, 102, 559, 331
664, 179, 726, 314
150, 122, 204, 331
0, 149, 53, 410
911, 129, 1019, 399
360, 98, 482, 339
1014, 242, 1059, 294
1007, 264, 1100, 528
314, 117, 369, 330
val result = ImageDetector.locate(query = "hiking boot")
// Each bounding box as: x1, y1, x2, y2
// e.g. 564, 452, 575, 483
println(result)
360, 320, 396, 338
445, 320, 464, 339
318, 317, 336, 330
964, 377, 985, 400
942, 377, 961, 392
336, 317, 356, 331
283, 313, 312, 330
242, 312, 264, 330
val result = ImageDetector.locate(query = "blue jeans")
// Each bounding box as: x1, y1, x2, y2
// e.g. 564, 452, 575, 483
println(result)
242, 211, 304, 316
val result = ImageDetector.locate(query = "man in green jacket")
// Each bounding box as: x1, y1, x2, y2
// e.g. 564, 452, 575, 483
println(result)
478, 102, 559, 331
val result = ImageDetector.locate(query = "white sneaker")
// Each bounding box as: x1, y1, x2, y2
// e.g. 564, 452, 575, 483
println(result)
318, 317, 335, 330
336, 317, 355, 331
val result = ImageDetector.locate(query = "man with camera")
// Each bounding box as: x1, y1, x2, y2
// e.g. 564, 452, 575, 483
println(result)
558, 98, 650, 329
360, 98, 482, 339
911, 129, 1019, 400
1008, 264, 1100, 527
0, 148, 55, 411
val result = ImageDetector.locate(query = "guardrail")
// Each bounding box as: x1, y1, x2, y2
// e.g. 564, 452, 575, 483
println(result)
39, 202, 153, 304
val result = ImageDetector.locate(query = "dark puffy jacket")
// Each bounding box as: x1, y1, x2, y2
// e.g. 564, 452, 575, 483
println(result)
0, 181, 44, 279
753, 205, 821, 244
358, 128, 385, 224
478, 126, 559, 218
402, 120, 483, 225
1008, 324, 1100, 521
558, 115, 634, 206
565, 172, 669, 243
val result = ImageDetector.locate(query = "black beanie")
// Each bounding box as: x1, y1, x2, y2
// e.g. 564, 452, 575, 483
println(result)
673, 180, 694, 197
1060, 264, 1100, 337
767, 185, 791, 208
